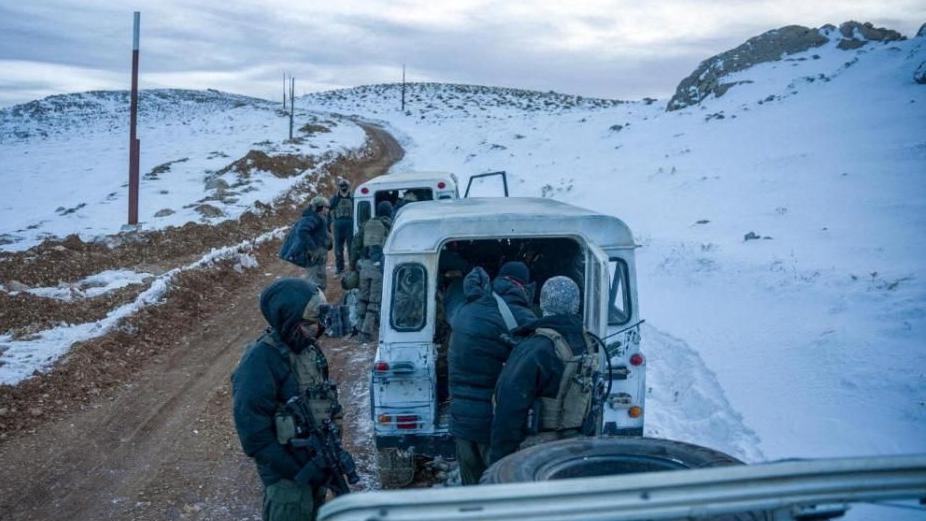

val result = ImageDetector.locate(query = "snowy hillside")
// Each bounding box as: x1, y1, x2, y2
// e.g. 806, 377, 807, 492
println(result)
0, 89, 366, 251
302, 26, 926, 466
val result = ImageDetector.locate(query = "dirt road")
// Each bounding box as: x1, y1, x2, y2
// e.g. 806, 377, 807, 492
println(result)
0, 123, 403, 521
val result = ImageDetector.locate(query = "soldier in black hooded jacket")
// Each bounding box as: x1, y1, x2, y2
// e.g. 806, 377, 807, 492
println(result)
448, 262, 536, 485
232, 278, 345, 521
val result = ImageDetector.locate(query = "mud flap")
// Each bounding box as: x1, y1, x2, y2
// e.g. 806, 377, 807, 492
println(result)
376, 447, 416, 489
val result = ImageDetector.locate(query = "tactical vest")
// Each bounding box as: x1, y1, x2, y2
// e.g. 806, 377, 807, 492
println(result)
333, 196, 353, 220
533, 327, 600, 433
361, 218, 389, 262
362, 218, 388, 249
274, 339, 340, 445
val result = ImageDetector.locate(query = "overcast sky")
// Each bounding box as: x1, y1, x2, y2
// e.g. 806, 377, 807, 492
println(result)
1, 1, 923, 107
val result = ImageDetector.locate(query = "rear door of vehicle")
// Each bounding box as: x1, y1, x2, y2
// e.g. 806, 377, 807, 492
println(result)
463, 171, 509, 198
601, 251, 644, 435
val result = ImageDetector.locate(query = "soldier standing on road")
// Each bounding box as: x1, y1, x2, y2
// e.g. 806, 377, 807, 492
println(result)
329, 180, 354, 276
232, 278, 344, 521
279, 196, 332, 291
349, 201, 393, 342
488, 276, 602, 466
449, 262, 537, 485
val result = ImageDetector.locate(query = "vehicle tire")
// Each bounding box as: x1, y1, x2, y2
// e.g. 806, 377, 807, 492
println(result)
376, 447, 416, 489
482, 437, 771, 521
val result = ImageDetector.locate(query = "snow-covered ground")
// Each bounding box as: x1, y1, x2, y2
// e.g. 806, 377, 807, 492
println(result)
302, 32, 926, 467
0, 89, 366, 251
0, 227, 285, 385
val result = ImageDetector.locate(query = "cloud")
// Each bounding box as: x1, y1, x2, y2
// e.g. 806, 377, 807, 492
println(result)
1, 0, 924, 106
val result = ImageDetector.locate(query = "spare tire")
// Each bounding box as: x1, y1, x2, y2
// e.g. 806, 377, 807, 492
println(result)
482, 437, 770, 520
482, 437, 742, 484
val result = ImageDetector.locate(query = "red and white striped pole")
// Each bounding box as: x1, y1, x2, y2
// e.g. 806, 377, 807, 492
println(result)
128, 11, 141, 225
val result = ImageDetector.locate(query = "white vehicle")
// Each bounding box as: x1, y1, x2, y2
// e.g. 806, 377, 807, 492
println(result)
352, 170, 510, 234
371, 197, 645, 479
352, 171, 460, 234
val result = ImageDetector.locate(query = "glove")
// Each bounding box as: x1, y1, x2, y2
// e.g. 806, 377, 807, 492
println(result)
294, 454, 329, 488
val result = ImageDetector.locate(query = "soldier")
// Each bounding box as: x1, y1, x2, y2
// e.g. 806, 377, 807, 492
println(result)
349, 201, 393, 342
329, 180, 354, 275
232, 278, 345, 521
449, 262, 537, 485
488, 276, 602, 465
279, 196, 332, 291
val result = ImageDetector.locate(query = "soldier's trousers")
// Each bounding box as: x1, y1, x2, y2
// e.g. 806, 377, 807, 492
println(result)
332, 219, 353, 273
357, 260, 383, 337
262, 479, 325, 521
305, 259, 327, 291
455, 438, 489, 486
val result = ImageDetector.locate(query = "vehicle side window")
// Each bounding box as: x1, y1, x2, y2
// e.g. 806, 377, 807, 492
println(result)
357, 201, 371, 228
391, 263, 427, 331
608, 258, 631, 325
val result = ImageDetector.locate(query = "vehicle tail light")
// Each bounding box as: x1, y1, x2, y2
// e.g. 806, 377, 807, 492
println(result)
374, 361, 389, 372
437, 181, 446, 189
361, 187, 369, 194
629, 353, 645, 366
628, 406, 643, 418
378, 414, 391, 424
397, 415, 419, 429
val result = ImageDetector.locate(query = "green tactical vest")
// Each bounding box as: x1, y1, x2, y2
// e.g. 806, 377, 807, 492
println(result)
333, 196, 353, 220
274, 341, 340, 445
534, 327, 600, 433
362, 218, 388, 251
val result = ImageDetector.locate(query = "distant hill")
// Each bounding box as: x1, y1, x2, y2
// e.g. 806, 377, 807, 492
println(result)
0, 89, 273, 142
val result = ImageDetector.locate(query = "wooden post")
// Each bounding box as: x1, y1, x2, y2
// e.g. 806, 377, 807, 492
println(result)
289, 76, 294, 141
128, 11, 141, 225
401, 64, 406, 112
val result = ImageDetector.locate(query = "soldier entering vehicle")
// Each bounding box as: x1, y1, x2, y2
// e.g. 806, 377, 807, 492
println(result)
449, 262, 537, 485
279, 196, 332, 291
349, 201, 393, 341
488, 276, 603, 465
232, 278, 357, 521
329, 180, 354, 275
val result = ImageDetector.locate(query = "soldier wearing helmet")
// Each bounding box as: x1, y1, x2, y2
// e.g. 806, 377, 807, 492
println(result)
348, 201, 394, 341
329, 180, 354, 276
279, 195, 332, 291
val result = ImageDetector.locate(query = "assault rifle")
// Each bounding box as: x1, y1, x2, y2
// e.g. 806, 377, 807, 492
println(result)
283, 387, 360, 496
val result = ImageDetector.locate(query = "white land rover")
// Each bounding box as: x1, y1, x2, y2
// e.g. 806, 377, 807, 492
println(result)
371, 197, 645, 482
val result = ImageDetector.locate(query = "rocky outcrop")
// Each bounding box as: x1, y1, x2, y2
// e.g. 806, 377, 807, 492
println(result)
836, 21, 904, 49
666, 21, 906, 111
916, 23, 926, 38
915, 62, 926, 85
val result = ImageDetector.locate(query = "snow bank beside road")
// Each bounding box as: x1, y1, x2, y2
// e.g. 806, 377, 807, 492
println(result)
0, 227, 286, 385
2, 269, 152, 301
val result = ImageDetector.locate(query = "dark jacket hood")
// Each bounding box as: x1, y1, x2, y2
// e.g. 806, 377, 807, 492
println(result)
463, 267, 491, 300
491, 276, 531, 308
259, 278, 317, 338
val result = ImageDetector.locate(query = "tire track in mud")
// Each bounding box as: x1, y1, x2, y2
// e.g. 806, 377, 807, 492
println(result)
0, 122, 403, 521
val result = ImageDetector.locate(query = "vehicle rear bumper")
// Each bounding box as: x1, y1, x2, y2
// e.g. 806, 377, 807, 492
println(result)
375, 432, 456, 459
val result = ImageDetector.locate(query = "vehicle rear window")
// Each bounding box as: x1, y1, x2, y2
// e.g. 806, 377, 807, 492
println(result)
608, 258, 631, 325
391, 263, 427, 331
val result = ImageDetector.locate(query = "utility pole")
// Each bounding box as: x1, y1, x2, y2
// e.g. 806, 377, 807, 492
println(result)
128, 11, 141, 226
289, 76, 294, 141
283, 72, 287, 109
401, 64, 406, 112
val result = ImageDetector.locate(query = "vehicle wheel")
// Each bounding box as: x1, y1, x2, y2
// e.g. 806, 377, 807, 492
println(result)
482, 437, 771, 521
376, 447, 416, 489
